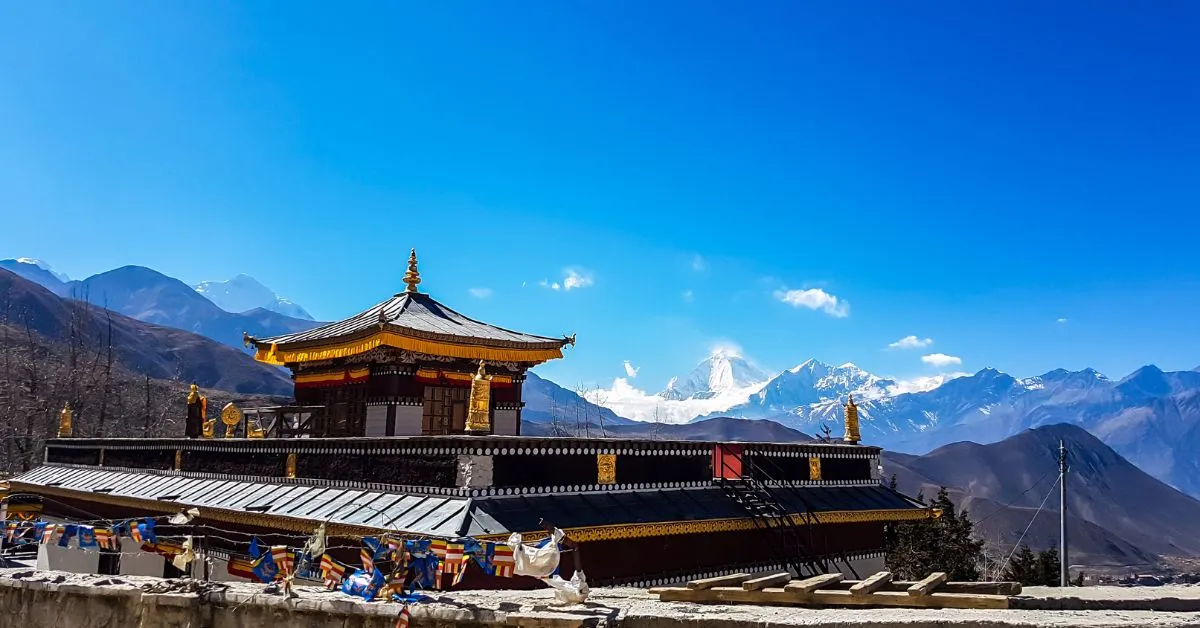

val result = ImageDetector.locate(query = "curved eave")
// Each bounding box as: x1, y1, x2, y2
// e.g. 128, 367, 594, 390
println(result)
252, 327, 568, 366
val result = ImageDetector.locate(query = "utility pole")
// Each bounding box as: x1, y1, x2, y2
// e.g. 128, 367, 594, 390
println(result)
1059, 439, 1069, 587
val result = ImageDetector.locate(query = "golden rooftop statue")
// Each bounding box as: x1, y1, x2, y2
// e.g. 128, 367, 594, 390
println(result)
403, 248, 421, 293
843, 395, 861, 445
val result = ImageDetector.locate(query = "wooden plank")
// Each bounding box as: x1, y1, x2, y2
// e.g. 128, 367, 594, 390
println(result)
807, 580, 1020, 596
849, 571, 892, 596
742, 572, 792, 591
907, 572, 947, 596
783, 573, 843, 594
653, 587, 1010, 610
686, 573, 752, 590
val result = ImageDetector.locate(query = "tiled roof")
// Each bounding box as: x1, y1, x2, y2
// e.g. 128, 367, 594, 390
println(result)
12, 465, 926, 539
13, 465, 470, 537
254, 292, 568, 350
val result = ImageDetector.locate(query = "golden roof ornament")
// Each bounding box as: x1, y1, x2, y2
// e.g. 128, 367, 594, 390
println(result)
843, 395, 861, 445
403, 248, 421, 293
221, 402, 244, 439
58, 402, 73, 438
465, 361, 493, 433
187, 383, 200, 404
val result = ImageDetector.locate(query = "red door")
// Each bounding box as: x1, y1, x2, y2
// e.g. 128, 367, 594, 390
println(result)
712, 444, 744, 480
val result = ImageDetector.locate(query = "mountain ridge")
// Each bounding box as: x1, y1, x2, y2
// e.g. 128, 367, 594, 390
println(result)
2, 259, 320, 350
885, 423, 1200, 566
0, 268, 292, 395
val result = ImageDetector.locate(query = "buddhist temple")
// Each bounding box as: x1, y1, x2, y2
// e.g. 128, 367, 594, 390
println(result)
7, 252, 932, 588
241, 249, 574, 438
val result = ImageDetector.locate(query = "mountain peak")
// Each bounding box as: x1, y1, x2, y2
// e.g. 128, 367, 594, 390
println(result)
789, 358, 829, 373
658, 351, 770, 401
13, 257, 70, 282
194, 274, 313, 320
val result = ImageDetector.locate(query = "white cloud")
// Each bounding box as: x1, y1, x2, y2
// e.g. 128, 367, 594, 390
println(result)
887, 372, 970, 395
584, 377, 765, 425
691, 254, 707, 272
682, 289, 694, 303
888, 335, 933, 350
468, 287, 493, 299
1057, 318, 1069, 324
563, 268, 593, 291
623, 361, 639, 378
921, 353, 963, 367
541, 268, 593, 292
773, 288, 849, 318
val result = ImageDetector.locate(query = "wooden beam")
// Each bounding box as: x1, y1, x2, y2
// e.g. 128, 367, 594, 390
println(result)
742, 572, 792, 591
849, 571, 892, 596
784, 573, 843, 594
686, 573, 751, 590
653, 587, 1010, 610
793, 580, 1020, 596
941, 582, 1021, 596
907, 572, 947, 596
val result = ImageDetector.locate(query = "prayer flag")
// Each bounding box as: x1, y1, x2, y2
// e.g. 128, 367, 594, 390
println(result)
320, 554, 347, 590
77, 526, 98, 550
248, 536, 263, 559
58, 524, 78, 548
250, 550, 279, 583
395, 604, 411, 628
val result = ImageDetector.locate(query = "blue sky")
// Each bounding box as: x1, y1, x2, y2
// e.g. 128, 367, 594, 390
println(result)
2, 2, 1198, 393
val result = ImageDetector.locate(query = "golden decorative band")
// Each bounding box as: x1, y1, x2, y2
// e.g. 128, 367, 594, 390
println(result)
256, 331, 563, 366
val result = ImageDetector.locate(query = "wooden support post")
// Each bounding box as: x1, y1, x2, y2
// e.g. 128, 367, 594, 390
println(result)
907, 572, 947, 596
784, 573, 843, 594
687, 573, 751, 590
849, 571, 892, 596
742, 572, 792, 591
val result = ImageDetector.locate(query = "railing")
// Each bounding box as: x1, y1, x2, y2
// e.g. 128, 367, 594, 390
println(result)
716, 451, 828, 578
239, 405, 329, 438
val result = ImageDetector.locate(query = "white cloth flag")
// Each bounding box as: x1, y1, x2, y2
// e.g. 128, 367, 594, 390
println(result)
507, 529, 564, 578
543, 570, 590, 605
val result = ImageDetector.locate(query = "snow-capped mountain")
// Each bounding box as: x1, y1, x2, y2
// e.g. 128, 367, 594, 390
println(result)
701, 359, 901, 435
194, 274, 314, 320
0, 258, 70, 295
14, 258, 70, 282
658, 348, 771, 400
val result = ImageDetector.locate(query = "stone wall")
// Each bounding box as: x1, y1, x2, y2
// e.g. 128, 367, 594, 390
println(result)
6, 567, 1200, 628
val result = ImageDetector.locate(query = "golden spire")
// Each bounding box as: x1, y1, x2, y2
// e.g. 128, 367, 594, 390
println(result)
843, 395, 861, 445
403, 248, 421, 293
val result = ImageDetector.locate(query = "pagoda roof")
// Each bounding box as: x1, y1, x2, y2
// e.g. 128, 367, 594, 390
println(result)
250, 292, 572, 366
248, 249, 572, 366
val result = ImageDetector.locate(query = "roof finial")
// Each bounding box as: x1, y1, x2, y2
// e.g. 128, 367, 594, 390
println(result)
403, 248, 421, 293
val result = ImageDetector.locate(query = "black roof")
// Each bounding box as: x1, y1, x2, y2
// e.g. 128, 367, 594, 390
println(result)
254, 292, 568, 350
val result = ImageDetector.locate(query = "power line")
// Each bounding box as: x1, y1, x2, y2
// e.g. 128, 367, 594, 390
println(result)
993, 473, 1061, 581
974, 469, 1056, 526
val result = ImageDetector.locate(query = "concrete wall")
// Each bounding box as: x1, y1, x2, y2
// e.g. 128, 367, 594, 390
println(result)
37, 544, 99, 574
118, 552, 165, 578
